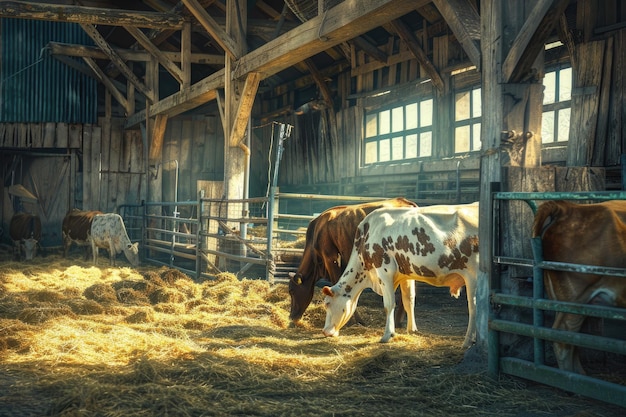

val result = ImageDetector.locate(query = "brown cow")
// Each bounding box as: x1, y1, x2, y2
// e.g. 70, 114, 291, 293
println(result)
62, 209, 103, 259
288, 197, 418, 328
532, 200, 626, 374
9, 212, 42, 261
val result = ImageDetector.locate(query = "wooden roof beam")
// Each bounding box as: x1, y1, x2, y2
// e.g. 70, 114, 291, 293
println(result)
351, 36, 388, 64
124, 25, 184, 84
47, 41, 223, 65
432, 0, 481, 70
127, 0, 425, 128
80, 23, 155, 102
502, 0, 571, 83
389, 18, 444, 92
229, 72, 261, 147
0, 1, 185, 29
181, 0, 239, 59
304, 58, 334, 108
83, 57, 130, 113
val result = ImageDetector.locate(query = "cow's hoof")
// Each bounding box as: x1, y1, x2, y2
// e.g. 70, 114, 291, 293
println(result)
379, 333, 394, 343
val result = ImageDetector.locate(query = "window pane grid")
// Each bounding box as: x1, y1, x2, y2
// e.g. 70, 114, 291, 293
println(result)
454, 87, 481, 154
541, 66, 572, 143
364, 98, 433, 164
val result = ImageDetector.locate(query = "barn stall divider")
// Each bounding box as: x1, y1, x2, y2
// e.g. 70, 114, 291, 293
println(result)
119, 192, 399, 282
489, 191, 626, 408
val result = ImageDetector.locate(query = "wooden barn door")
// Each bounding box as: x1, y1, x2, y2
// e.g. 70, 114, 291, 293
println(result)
12, 154, 71, 248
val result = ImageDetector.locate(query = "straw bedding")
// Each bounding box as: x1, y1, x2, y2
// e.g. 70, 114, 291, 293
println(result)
0, 250, 623, 417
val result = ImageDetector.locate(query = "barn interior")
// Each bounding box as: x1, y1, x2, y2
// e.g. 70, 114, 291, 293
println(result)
1, 0, 626, 410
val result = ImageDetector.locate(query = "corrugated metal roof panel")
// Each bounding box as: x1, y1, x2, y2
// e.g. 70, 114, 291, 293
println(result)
1, 19, 97, 123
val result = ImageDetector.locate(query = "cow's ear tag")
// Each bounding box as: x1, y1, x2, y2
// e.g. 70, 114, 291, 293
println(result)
297, 277, 302, 285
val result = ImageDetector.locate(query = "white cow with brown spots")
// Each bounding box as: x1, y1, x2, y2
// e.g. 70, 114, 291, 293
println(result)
322, 202, 479, 348
90, 213, 139, 267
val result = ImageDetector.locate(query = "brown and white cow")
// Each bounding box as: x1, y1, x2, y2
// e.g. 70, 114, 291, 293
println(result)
62, 209, 103, 259
322, 202, 479, 349
288, 197, 418, 329
532, 200, 626, 374
90, 213, 139, 267
9, 212, 42, 261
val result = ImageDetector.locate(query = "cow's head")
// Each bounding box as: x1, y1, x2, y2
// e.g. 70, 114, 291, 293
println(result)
321, 285, 358, 337
123, 242, 140, 266
287, 271, 316, 322
21, 238, 39, 260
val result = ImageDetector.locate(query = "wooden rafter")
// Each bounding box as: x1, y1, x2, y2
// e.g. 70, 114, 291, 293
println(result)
389, 19, 444, 92
0, 1, 185, 29
181, 0, 239, 59
80, 23, 155, 102
47, 41, 223, 65
432, 0, 481, 70
351, 37, 388, 64
304, 58, 334, 108
127, 0, 425, 127
82, 57, 129, 113
124, 25, 184, 84
502, 0, 571, 83
229, 72, 261, 147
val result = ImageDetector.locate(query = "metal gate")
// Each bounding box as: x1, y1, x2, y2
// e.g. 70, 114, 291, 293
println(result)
489, 191, 626, 407
124, 192, 393, 282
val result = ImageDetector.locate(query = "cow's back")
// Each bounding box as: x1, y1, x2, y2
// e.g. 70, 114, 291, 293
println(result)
63, 209, 102, 241
533, 200, 626, 269
9, 212, 42, 240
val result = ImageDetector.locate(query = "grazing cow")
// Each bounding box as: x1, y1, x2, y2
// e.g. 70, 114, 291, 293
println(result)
90, 213, 139, 266
288, 197, 418, 329
9, 212, 42, 261
532, 200, 626, 374
62, 209, 103, 259
322, 202, 479, 349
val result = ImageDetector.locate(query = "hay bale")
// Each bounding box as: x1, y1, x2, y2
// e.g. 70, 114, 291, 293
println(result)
83, 284, 117, 304
66, 299, 105, 315
125, 309, 156, 324
17, 305, 76, 324
149, 288, 186, 304
153, 302, 185, 315
116, 287, 150, 305
159, 267, 192, 286
28, 290, 65, 303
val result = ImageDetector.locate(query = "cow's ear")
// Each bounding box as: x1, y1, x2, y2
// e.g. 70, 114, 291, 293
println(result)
322, 286, 334, 297
288, 272, 295, 278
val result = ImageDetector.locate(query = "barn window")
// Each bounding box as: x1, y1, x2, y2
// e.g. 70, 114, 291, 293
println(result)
454, 86, 482, 153
541, 66, 572, 143
364, 98, 433, 164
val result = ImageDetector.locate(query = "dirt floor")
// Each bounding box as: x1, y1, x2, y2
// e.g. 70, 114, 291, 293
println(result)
0, 247, 624, 417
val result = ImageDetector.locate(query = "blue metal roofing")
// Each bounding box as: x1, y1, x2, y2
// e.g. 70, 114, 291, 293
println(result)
1, 19, 97, 123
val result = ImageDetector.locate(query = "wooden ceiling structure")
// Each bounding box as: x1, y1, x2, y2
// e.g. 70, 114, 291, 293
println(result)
0, 1, 579, 160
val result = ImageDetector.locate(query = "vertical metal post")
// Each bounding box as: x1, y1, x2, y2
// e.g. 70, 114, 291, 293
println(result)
487, 183, 500, 378
266, 123, 292, 282
531, 236, 545, 366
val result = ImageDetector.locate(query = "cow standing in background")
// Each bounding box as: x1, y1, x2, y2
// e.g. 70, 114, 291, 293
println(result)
532, 200, 626, 374
91, 213, 139, 267
9, 212, 42, 261
322, 203, 479, 349
288, 197, 418, 330
62, 209, 103, 259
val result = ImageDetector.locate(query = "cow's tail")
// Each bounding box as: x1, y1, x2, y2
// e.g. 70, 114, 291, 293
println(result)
532, 200, 566, 238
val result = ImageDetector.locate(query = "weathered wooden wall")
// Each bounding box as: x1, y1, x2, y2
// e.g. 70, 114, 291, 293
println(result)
160, 116, 223, 216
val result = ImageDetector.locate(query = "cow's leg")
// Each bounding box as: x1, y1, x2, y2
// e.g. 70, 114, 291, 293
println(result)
380, 271, 398, 343
552, 311, 586, 374
62, 232, 70, 258
108, 239, 116, 266
462, 273, 477, 349
398, 280, 417, 333
91, 239, 98, 265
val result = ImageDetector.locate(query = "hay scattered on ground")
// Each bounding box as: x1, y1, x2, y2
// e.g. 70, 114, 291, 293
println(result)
0, 252, 622, 417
